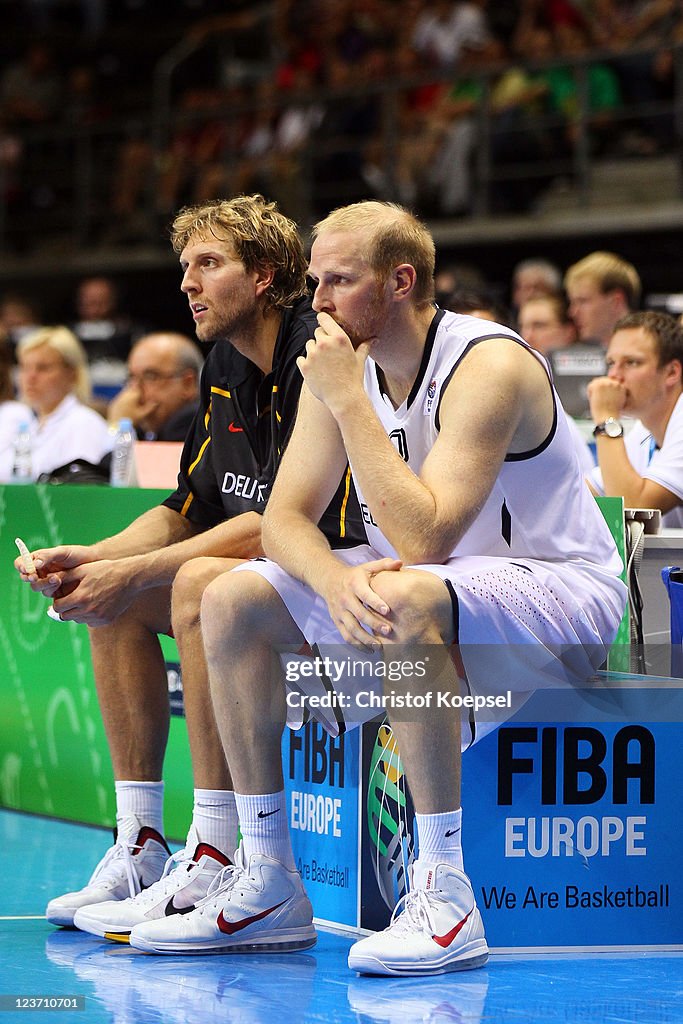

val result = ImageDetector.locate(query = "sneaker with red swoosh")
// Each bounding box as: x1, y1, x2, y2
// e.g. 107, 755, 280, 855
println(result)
129, 842, 316, 955
73, 825, 230, 941
45, 814, 171, 928
348, 861, 488, 976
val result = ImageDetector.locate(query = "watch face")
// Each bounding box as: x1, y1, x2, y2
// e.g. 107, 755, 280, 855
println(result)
604, 419, 623, 438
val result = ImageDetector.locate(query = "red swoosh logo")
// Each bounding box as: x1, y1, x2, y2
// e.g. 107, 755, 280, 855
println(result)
228, 422, 244, 433
216, 899, 286, 935
432, 909, 471, 949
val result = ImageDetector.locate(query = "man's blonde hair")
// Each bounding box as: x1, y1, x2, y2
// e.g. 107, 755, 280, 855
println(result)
312, 201, 436, 307
18, 326, 92, 403
171, 194, 307, 311
564, 251, 641, 309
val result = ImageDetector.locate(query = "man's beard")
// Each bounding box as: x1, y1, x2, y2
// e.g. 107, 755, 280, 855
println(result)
196, 302, 260, 346
333, 286, 386, 350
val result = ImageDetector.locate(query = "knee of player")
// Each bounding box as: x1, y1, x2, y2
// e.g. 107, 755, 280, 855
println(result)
200, 570, 268, 655
371, 571, 445, 645
172, 559, 208, 630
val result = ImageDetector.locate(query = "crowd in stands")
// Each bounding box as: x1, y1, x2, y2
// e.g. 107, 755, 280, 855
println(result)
1, 0, 682, 247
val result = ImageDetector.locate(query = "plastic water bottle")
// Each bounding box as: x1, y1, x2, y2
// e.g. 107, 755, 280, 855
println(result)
109, 417, 136, 487
11, 422, 34, 483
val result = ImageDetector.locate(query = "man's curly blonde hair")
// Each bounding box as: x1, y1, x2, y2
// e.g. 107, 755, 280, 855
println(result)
171, 195, 307, 311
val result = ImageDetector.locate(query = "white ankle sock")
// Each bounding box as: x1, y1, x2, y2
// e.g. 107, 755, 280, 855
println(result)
234, 791, 296, 871
416, 809, 463, 870
191, 789, 239, 857
114, 780, 164, 835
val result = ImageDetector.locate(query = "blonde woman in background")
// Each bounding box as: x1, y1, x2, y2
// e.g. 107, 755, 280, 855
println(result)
0, 338, 34, 482
17, 326, 112, 478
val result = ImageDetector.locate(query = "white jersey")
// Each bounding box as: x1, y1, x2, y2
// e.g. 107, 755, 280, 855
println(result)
356, 310, 623, 596
235, 310, 627, 740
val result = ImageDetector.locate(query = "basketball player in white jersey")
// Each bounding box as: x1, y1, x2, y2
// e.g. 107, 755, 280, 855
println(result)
128, 202, 627, 974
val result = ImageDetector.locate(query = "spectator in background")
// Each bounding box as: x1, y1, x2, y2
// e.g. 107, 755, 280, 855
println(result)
0, 338, 34, 482
588, 311, 683, 526
564, 251, 641, 348
0, 41, 62, 127
70, 275, 146, 366
412, 0, 490, 69
16, 326, 112, 478
107, 332, 203, 441
0, 292, 42, 355
517, 292, 576, 356
511, 257, 563, 314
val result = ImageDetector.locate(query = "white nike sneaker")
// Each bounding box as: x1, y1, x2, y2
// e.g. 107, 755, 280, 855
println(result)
45, 814, 171, 927
73, 825, 231, 941
348, 861, 489, 976
129, 842, 317, 955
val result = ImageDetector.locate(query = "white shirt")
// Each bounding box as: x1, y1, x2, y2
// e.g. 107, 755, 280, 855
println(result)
413, 3, 488, 66
0, 400, 35, 482
31, 394, 113, 478
589, 393, 683, 528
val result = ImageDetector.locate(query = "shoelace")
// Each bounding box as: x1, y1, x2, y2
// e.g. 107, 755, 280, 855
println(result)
87, 834, 144, 899
196, 845, 255, 915
124, 846, 196, 906
389, 888, 454, 936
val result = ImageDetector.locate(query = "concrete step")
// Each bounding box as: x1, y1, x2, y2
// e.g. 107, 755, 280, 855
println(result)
536, 155, 680, 213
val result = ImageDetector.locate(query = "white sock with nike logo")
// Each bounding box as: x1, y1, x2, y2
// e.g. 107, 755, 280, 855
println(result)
415, 808, 463, 871
192, 788, 239, 858
235, 790, 297, 871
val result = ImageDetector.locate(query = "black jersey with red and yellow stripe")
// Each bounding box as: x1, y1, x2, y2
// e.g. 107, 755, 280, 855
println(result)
163, 297, 363, 547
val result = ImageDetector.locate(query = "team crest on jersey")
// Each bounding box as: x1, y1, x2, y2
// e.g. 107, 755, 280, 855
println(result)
424, 377, 438, 415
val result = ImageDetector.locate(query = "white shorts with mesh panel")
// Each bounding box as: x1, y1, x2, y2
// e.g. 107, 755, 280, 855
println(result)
230, 544, 625, 747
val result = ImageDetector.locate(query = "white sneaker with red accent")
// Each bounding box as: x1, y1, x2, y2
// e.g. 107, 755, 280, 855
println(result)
129, 842, 316, 955
45, 814, 171, 927
348, 861, 488, 976
73, 825, 231, 941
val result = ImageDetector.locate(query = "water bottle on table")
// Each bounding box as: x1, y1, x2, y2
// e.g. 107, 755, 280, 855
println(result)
11, 422, 34, 483
110, 417, 137, 487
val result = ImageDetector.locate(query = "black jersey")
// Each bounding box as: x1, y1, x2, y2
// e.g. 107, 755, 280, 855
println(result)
163, 297, 363, 547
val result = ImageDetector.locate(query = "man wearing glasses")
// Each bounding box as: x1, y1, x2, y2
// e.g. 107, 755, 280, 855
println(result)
107, 332, 203, 441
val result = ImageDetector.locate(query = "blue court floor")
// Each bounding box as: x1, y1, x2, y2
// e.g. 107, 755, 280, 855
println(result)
2, 809, 683, 1024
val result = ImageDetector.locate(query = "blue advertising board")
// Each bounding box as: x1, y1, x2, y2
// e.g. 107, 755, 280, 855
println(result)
282, 722, 360, 929
462, 698, 682, 950
358, 691, 683, 950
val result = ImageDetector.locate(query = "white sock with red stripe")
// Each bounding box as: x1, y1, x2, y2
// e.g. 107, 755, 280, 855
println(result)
115, 780, 164, 835
191, 788, 238, 858
235, 790, 296, 871
415, 809, 463, 871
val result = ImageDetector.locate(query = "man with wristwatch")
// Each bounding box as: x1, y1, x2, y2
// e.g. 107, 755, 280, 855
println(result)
587, 310, 683, 527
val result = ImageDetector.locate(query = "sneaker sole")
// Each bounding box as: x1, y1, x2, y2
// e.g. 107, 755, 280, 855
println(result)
73, 912, 135, 941
45, 913, 77, 928
131, 926, 318, 956
348, 943, 489, 976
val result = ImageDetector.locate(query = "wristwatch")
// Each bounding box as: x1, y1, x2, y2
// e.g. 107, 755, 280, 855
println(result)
593, 418, 624, 439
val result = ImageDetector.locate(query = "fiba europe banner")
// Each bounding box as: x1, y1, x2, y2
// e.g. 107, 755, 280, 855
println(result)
465, 717, 681, 949
359, 697, 681, 949
282, 722, 360, 928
